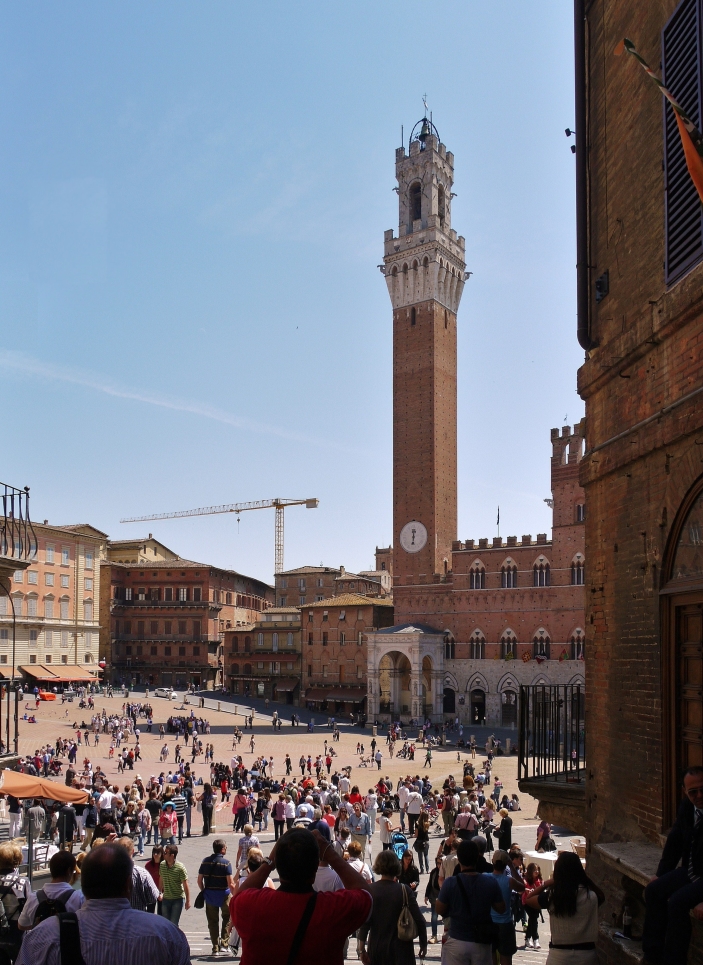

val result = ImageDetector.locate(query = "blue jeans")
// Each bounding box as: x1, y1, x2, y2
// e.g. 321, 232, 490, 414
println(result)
137, 831, 144, 854
185, 807, 192, 836
161, 897, 184, 927
160, 835, 175, 847
416, 842, 429, 873
430, 906, 439, 938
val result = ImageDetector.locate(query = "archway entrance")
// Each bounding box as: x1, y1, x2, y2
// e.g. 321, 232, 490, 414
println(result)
378, 651, 412, 716
662, 479, 703, 824
501, 690, 518, 727
443, 688, 456, 714
470, 689, 486, 724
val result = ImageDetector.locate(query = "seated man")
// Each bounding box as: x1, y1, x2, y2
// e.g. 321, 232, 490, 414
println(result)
16, 843, 190, 965
230, 828, 372, 965
643, 765, 703, 965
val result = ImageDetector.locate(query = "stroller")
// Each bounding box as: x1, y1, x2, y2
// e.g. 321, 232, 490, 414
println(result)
391, 831, 409, 860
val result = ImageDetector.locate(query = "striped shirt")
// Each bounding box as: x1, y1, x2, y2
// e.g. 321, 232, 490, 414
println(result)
130, 866, 160, 912
159, 860, 188, 900
171, 793, 186, 818
15, 897, 190, 965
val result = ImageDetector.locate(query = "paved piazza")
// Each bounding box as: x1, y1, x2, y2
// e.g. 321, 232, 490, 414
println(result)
12, 690, 561, 962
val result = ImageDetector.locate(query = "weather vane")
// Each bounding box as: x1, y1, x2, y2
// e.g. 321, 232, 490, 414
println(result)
422, 93, 429, 116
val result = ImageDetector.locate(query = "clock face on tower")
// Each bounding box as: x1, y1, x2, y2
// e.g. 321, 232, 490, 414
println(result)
400, 520, 428, 554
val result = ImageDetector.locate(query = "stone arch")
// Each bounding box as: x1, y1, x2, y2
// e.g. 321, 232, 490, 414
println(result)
568, 673, 585, 687
497, 672, 519, 693
531, 673, 551, 686
466, 672, 489, 693
444, 670, 459, 691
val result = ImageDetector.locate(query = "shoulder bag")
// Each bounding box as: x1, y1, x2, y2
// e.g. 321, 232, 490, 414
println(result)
286, 892, 318, 965
397, 884, 419, 941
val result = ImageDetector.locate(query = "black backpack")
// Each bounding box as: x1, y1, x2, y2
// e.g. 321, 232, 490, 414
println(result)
34, 889, 71, 925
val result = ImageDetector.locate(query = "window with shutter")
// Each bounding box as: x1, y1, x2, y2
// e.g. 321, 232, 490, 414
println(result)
663, 0, 703, 283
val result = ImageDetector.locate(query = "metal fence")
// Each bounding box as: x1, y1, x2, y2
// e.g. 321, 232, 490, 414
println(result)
518, 684, 585, 783
0, 482, 36, 562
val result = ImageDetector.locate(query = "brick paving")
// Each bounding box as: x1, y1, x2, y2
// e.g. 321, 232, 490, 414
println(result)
11, 690, 564, 962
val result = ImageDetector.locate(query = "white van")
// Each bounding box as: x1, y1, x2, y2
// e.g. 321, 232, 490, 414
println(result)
154, 687, 177, 700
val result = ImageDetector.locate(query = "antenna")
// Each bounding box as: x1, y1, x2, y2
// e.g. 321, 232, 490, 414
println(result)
422, 93, 429, 115
401, 124, 403, 148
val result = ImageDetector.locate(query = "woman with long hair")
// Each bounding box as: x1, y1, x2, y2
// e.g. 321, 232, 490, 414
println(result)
398, 849, 420, 894
525, 852, 604, 964
358, 850, 427, 965
197, 783, 215, 835
413, 811, 431, 873
521, 862, 543, 949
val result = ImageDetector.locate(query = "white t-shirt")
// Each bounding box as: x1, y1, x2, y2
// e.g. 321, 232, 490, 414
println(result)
398, 786, 410, 810
313, 866, 344, 892
338, 777, 350, 795
349, 858, 373, 882
407, 792, 423, 814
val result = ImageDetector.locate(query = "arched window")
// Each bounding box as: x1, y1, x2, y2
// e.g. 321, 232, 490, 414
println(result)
501, 559, 518, 588
244, 636, 251, 653
533, 559, 551, 587
571, 554, 585, 585
438, 184, 446, 225
445, 638, 455, 659
243, 663, 252, 676
232, 663, 240, 675
409, 181, 422, 223
500, 629, 517, 660
469, 562, 485, 590
571, 628, 585, 660
533, 628, 551, 659
469, 630, 485, 659
231, 636, 239, 653
410, 307, 416, 326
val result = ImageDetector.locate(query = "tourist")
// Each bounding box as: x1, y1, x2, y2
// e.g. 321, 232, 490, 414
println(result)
235, 825, 259, 871
488, 850, 522, 965
197, 838, 234, 956
535, 818, 555, 852
379, 808, 398, 851
15, 843, 190, 965
158, 802, 177, 846
435, 839, 505, 965
197, 783, 215, 836
521, 862, 543, 950
398, 850, 420, 893
525, 852, 604, 965
497, 809, 513, 853
413, 811, 431, 873
348, 803, 372, 858
0, 842, 30, 961
642, 765, 703, 965
357, 849, 426, 965
346, 840, 373, 882
144, 845, 164, 915
230, 828, 372, 965
424, 855, 442, 944
159, 844, 190, 928
18, 851, 83, 930
272, 794, 286, 840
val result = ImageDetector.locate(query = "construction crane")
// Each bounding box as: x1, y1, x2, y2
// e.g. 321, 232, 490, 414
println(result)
120, 498, 319, 574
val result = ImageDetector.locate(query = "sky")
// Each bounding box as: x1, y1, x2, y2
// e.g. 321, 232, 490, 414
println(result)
0, 1, 584, 586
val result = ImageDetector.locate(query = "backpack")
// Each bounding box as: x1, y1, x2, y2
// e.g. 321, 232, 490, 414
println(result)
34, 889, 71, 925
0, 876, 26, 944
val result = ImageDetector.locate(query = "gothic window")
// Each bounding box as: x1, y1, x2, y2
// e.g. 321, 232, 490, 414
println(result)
411, 307, 416, 326
571, 554, 585, 585
501, 560, 518, 588
576, 504, 586, 522
500, 629, 518, 660
469, 630, 485, 659
533, 560, 551, 587
445, 639, 455, 659
571, 628, 585, 660
533, 628, 551, 659
438, 184, 446, 225
470, 562, 485, 590
409, 181, 422, 223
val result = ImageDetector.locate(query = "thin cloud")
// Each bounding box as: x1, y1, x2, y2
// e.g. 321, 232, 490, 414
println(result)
0, 350, 362, 453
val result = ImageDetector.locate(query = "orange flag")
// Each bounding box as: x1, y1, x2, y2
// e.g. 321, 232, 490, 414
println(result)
675, 111, 703, 204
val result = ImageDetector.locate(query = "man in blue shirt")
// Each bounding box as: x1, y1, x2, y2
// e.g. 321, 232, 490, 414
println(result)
197, 838, 235, 955
436, 839, 505, 965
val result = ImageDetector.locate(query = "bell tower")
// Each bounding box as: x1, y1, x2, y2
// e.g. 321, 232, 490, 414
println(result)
383, 117, 467, 586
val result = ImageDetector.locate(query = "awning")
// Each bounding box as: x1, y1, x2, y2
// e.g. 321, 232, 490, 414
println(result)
304, 689, 329, 701
324, 688, 367, 701
19, 665, 99, 683
0, 770, 89, 803
273, 678, 299, 692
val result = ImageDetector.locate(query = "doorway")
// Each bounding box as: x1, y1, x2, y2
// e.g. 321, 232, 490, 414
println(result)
470, 689, 486, 724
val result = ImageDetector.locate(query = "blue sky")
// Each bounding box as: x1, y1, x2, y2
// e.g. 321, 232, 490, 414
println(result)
0, 1, 583, 585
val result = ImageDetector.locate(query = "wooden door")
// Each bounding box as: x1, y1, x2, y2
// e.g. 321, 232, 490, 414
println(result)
676, 601, 703, 775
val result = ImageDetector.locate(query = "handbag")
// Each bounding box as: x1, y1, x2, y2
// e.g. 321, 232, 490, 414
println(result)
397, 884, 419, 941
194, 890, 205, 909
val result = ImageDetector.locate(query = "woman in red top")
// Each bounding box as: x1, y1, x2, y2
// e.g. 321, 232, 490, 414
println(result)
145, 845, 164, 915
232, 789, 249, 833
347, 785, 363, 806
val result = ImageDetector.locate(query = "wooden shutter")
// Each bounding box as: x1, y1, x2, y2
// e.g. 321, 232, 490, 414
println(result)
663, 0, 703, 283
676, 601, 703, 775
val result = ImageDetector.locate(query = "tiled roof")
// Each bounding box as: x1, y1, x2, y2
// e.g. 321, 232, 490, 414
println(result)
263, 607, 301, 614
278, 565, 340, 575
302, 594, 394, 609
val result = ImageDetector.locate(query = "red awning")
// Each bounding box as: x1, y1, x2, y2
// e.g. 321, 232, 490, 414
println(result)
20, 665, 99, 683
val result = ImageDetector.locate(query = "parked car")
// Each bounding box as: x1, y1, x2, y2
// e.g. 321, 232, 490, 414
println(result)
154, 687, 177, 700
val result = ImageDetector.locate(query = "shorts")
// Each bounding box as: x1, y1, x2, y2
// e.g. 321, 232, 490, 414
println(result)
494, 922, 517, 956
442, 935, 493, 965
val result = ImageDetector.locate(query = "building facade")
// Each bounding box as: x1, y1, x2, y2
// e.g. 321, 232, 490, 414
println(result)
224, 607, 301, 703
527, 1, 703, 959
301, 594, 394, 716
368, 119, 585, 727
275, 566, 341, 608
104, 559, 273, 690
1, 522, 106, 685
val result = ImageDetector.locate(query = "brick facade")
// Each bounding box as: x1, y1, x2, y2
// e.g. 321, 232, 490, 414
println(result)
224, 607, 301, 704
103, 559, 273, 690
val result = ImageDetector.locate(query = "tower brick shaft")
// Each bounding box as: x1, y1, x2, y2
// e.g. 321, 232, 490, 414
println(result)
383, 123, 467, 584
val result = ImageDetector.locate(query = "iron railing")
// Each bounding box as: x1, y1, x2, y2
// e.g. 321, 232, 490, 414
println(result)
0, 483, 36, 562
518, 684, 585, 783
